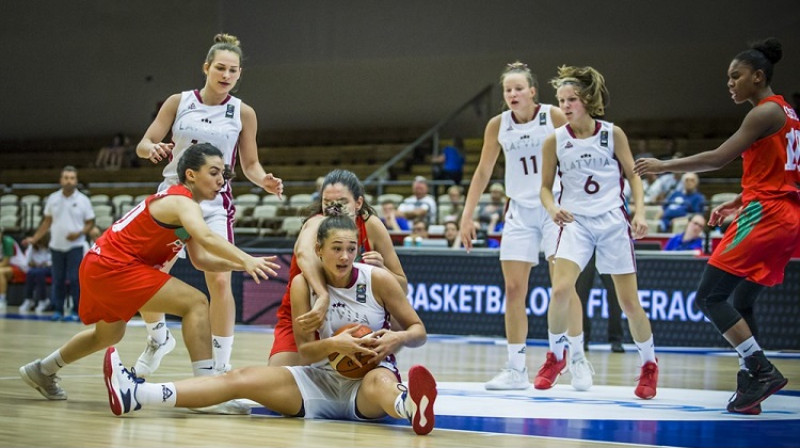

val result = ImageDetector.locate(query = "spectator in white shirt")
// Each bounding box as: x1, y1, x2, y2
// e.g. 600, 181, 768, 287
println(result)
24, 166, 95, 321
398, 176, 437, 226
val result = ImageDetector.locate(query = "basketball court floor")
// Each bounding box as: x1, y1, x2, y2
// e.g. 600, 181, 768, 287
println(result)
1, 311, 797, 447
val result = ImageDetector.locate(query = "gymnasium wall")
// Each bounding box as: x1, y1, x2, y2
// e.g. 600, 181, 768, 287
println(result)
3, 1, 799, 139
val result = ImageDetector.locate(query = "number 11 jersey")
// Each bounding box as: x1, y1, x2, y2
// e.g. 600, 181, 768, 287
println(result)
498, 105, 559, 208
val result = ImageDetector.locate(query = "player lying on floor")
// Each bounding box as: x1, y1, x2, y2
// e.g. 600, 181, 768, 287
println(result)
103, 215, 438, 435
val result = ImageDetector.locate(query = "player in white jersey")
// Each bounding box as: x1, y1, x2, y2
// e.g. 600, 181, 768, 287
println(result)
539, 65, 658, 399
460, 62, 589, 391
103, 216, 438, 436
133, 34, 284, 392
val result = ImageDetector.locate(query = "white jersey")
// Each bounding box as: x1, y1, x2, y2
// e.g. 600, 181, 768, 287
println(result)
314, 263, 390, 340
555, 120, 624, 216
162, 90, 243, 197
497, 105, 560, 207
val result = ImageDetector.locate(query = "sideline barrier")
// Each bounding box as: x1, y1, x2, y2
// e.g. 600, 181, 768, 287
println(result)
171, 248, 799, 350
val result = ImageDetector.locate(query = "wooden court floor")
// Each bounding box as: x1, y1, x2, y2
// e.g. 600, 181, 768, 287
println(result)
1, 313, 798, 448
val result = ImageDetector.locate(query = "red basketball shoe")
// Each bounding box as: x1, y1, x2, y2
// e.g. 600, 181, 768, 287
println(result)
635, 360, 659, 399
534, 350, 567, 390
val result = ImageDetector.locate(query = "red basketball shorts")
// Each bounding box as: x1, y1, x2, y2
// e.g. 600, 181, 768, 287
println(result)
78, 253, 171, 324
710, 197, 800, 286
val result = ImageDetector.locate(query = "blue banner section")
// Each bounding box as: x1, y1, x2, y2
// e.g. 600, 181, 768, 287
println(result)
395, 249, 799, 350
173, 247, 799, 350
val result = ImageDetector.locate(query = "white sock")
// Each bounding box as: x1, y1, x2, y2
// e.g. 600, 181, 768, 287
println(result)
738, 355, 747, 371
634, 335, 657, 364
506, 344, 526, 371
146, 320, 168, 345
136, 381, 177, 407
40, 350, 66, 375
393, 388, 411, 420
567, 334, 585, 360
548, 331, 568, 361
192, 359, 215, 377
735, 337, 761, 359
0, 293, 6, 301
212, 335, 234, 368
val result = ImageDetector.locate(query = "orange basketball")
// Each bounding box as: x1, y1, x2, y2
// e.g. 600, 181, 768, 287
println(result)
328, 323, 378, 379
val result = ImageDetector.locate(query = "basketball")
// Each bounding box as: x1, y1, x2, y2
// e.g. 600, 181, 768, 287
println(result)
328, 323, 378, 379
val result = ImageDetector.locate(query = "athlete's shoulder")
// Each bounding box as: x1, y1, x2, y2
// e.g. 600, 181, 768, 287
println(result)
363, 213, 387, 232
487, 113, 504, 129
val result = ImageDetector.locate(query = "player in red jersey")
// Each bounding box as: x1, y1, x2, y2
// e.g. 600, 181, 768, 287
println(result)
635, 38, 799, 414
268, 169, 407, 367
19, 144, 280, 401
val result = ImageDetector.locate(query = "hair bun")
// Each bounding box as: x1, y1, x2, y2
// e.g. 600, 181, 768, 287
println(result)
752, 37, 782, 64
324, 203, 345, 217
214, 33, 241, 48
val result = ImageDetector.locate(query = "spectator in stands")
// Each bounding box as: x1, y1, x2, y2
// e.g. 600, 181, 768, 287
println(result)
432, 135, 466, 193
640, 171, 661, 205
0, 227, 27, 308
441, 184, 465, 223
443, 220, 462, 249
659, 172, 706, 232
19, 232, 52, 314
664, 213, 707, 251
24, 166, 95, 321
398, 176, 437, 226
645, 149, 685, 205
94, 133, 130, 171
380, 199, 409, 232
477, 183, 506, 233
403, 219, 429, 246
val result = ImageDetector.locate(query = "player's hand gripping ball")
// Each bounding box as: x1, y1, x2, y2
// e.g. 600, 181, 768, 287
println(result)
328, 323, 378, 379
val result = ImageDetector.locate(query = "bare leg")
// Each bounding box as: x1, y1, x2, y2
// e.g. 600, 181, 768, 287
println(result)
268, 351, 303, 367
610, 273, 652, 343
206, 270, 235, 337
548, 259, 582, 335
59, 321, 127, 363
0, 267, 11, 297
139, 256, 179, 331
139, 277, 211, 361
500, 260, 533, 344
722, 319, 754, 347
173, 366, 302, 415
356, 368, 406, 418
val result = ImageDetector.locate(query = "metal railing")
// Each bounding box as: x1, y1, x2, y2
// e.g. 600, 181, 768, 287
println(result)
362, 83, 495, 195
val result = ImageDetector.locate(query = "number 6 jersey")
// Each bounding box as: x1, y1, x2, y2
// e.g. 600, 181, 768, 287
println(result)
555, 120, 624, 216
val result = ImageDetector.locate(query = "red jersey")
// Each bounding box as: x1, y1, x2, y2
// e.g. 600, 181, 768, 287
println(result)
740, 95, 800, 203
90, 184, 193, 268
